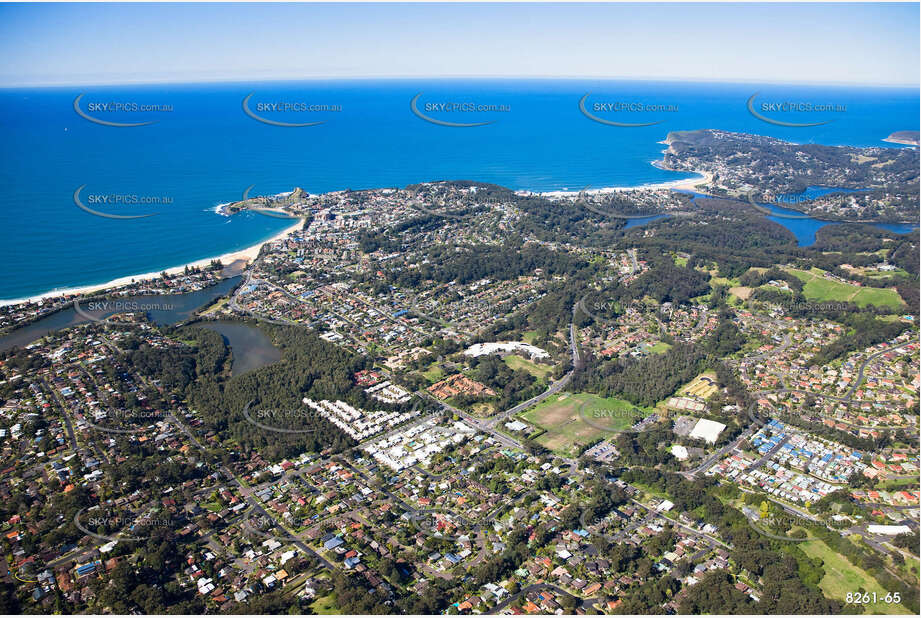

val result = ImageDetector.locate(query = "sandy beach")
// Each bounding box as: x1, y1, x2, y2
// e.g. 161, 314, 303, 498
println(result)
670, 170, 714, 193
3, 166, 713, 308
882, 137, 919, 147
536, 169, 713, 199
0, 217, 304, 307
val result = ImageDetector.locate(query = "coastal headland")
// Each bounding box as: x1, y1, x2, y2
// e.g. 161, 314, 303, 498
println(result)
883, 130, 920, 146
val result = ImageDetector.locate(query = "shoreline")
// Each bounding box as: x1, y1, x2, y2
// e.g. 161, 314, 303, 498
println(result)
3, 168, 713, 307
882, 137, 919, 147
536, 168, 713, 198
10, 152, 912, 309
0, 217, 304, 308
668, 169, 714, 193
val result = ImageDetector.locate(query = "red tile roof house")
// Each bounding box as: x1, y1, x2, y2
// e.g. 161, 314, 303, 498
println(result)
584, 582, 602, 596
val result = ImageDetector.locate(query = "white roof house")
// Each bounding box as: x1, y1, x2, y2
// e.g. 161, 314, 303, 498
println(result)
671, 444, 689, 460
867, 524, 912, 536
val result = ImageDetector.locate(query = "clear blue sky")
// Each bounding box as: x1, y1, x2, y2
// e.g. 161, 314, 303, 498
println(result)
1, 2, 917, 86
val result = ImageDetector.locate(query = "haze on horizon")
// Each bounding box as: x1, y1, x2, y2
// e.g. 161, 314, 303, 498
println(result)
0, 2, 918, 88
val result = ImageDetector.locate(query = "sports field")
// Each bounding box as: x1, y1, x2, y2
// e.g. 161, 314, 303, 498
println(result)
785, 268, 905, 309
521, 392, 650, 457
679, 372, 719, 399
799, 539, 910, 614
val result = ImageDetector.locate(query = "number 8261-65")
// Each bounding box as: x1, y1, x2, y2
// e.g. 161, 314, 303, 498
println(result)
846, 592, 900, 604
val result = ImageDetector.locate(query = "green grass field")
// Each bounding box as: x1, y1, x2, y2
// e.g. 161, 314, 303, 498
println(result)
521, 392, 650, 456
799, 539, 910, 614
648, 342, 672, 354
200, 297, 229, 315
785, 268, 905, 309
710, 276, 741, 288
504, 354, 553, 380
754, 284, 793, 295
421, 364, 445, 383
310, 593, 339, 614
522, 330, 540, 345
864, 268, 910, 278
900, 553, 920, 583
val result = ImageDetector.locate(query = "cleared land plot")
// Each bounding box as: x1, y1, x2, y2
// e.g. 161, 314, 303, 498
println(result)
785, 268, 905, 309
799, 539, 910, 615
521, 392, 650, 457
504, 354, 553, 380
729, 286, 752, 300
471, 402, 496, 417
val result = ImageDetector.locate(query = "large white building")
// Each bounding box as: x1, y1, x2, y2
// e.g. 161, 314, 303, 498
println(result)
867, 524, 912, 536
689, 418, 726, 444
463, 341, 549, 360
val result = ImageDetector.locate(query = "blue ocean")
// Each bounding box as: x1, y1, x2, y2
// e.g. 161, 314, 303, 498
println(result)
0, 79, 917, 300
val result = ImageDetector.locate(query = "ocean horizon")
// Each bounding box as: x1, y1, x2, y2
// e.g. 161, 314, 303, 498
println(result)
1, 78, 917, 301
